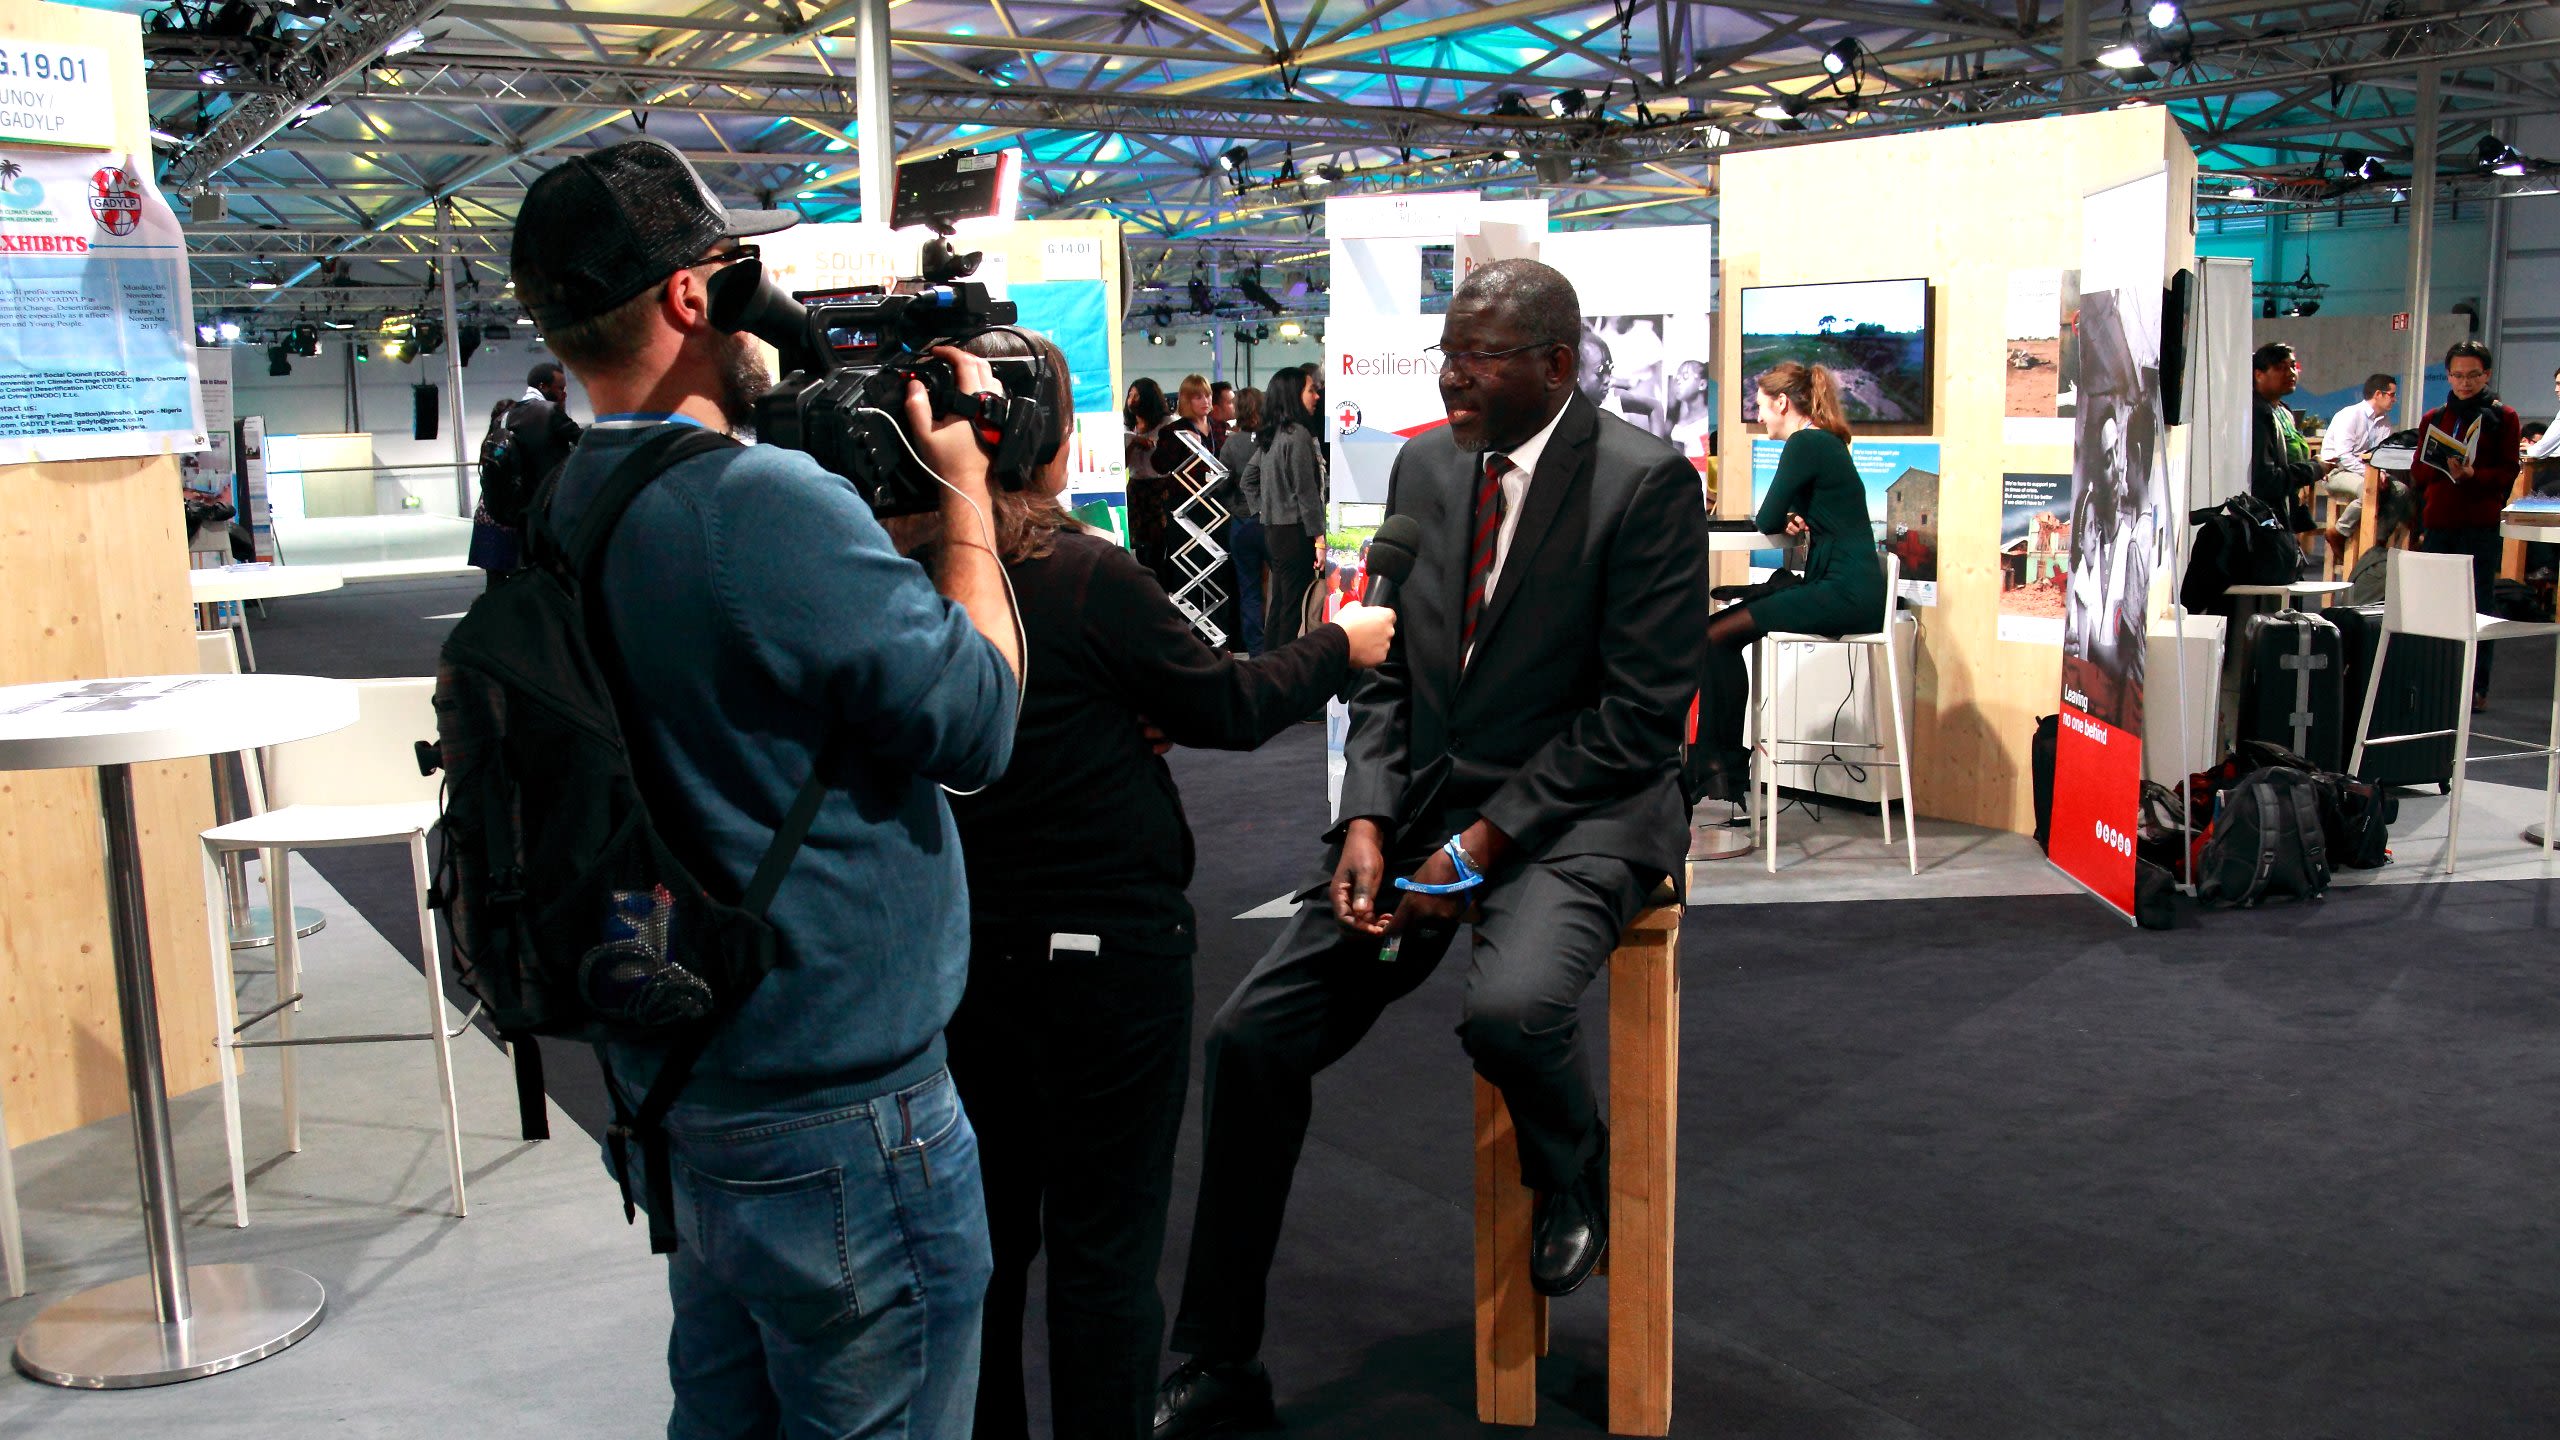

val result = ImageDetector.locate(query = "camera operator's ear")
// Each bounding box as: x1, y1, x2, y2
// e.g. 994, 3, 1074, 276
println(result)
661, 264, 718, 334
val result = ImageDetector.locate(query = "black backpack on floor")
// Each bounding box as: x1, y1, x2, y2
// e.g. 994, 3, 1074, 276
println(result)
2198, 766, 2331, 906
422, 425, 827, 1254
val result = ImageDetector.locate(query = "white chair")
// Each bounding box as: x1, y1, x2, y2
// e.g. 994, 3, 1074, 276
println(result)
0, 1082, 22, 1298
2348, 550, 2560, 874
198, 677, 471, 1224
1753, 552, 1919, 875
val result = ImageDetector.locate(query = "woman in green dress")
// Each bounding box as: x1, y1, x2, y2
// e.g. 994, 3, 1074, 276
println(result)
1692, 361, 1887, 803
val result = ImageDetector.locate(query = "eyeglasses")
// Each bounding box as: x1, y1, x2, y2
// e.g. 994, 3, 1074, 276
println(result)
690, 243, 759, 271
2448, 367, 2489, 380
1424, 341, 1558, 374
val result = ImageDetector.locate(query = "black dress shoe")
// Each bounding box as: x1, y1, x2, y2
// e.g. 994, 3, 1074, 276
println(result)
1531, 1140, 1609, 1297
1154, 1357, 1278, 1439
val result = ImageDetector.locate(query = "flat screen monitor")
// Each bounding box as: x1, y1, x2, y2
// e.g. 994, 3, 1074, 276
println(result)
1737, 278, 1934, 428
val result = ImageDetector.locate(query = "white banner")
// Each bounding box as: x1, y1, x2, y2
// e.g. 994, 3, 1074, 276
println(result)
0, 148, 206, 463
1324, 313, 1446, 505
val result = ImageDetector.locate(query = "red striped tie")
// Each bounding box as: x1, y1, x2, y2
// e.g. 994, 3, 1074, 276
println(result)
1461, 452, 1509, 653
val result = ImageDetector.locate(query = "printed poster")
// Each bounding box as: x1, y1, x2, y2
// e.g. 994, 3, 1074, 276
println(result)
2002, 267, 2080, 446
183, 343, 234, 495
2047, 172, 2171, 923
1749, 437, 1942, 605
1998, 471, 2074, 644
0, 148, 207, 463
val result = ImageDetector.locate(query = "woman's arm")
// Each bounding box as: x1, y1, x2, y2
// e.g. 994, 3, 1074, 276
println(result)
1754, 430, 1820, 535
1087, 542, 1351, 749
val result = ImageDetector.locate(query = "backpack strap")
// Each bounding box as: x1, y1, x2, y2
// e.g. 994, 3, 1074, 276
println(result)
565, 426, 743, 580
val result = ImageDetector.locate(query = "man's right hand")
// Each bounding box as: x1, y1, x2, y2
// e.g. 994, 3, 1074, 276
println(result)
905, 344, 999, 518
1331, 817, 1390, 935
1331, 602, 1396, 667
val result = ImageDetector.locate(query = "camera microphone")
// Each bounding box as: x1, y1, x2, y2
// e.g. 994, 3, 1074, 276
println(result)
1362, 513, 1424, 610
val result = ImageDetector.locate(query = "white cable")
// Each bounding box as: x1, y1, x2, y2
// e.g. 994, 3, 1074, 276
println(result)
854, 405, 1030, 798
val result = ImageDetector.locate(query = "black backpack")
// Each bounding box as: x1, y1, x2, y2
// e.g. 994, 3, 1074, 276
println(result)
2198, 766, 2331, 906
477, 397, 564, 531
2180, 494, 2302, 612
423, 426, 827, 1254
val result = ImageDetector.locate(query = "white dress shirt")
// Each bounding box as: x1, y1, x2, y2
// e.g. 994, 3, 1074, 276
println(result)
1460, 399, 1573, 667
2321, 400, 2394, 473
1478, 398, 1573, 606
2529, 422, 2560, 461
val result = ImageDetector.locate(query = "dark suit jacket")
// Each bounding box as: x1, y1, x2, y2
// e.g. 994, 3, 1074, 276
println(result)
1337, 392, 1709, 879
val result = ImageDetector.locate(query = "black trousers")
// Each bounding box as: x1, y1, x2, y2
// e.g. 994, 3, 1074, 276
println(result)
946, 930, 1194, 1440
1265, 522, 1317, 649
1167, 854, 1653, 1363
2422, 523, 2501, 693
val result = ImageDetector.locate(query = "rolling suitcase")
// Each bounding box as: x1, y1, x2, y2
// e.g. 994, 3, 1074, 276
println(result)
2320, 603, 2460, 791
2237, 610, 2345, 773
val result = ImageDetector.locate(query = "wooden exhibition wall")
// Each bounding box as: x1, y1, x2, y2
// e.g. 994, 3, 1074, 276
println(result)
0, 2, 226, 1144
1719, 108, 2198, 834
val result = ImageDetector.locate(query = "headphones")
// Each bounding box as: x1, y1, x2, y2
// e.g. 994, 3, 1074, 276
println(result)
972, 325, 1072, 470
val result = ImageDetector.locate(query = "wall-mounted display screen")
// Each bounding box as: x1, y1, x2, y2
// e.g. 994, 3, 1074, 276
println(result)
1738, 278, 1934, 427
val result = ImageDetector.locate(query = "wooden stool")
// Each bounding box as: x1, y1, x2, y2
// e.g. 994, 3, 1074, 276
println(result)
1474, 893, 1681, 1435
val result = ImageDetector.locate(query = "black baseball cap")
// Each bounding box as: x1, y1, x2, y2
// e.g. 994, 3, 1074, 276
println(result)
511, 136, 799, 330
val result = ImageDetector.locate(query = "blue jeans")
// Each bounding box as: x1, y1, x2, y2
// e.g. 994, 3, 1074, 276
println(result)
1228, 517, 1268, 655
649, 1067, 992, 1440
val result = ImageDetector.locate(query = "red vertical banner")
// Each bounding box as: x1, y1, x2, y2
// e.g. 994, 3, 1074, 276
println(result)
2047, 705, 2141, 917
2049, 169, 2172, 924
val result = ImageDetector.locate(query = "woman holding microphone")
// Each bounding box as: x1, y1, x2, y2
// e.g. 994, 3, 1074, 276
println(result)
900, 329, 1395, 1440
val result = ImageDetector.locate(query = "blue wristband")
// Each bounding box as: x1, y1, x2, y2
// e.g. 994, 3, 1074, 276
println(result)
1394, 835, 1487, 895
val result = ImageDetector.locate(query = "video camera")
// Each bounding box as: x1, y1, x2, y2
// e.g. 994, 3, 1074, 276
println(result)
706, 236, 1057, 517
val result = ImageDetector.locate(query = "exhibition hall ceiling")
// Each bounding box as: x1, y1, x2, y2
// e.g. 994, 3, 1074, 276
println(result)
120, 0, 2560, 326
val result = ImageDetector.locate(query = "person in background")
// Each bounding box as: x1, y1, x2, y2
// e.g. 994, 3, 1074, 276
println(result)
468, 361, 586, 579
2322, 373, 2398, 479
1153, 374, 1217, 599
1258, 366, 1327, 653
2410, 339, 2525, 710
2527, 365, 2560, 463
511, 135, 1019, 1439
2250, 342, 2322, 535
1691, 362, 1886, 806
885, 330, 1392, 1440
1221, 386, 1269, 655
1126, 377, 1173, 588
1209, 381, 1235, 452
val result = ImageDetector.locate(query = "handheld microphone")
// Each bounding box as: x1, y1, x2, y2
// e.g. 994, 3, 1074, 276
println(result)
1361, 514, 1425, 611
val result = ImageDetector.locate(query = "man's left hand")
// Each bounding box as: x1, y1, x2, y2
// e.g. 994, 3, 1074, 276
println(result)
1382, 848, 1476, 934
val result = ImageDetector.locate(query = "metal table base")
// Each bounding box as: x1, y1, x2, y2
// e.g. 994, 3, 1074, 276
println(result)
229, 904, 326, 952
12, 764, 325, 1389
12, 1264, 324, 1389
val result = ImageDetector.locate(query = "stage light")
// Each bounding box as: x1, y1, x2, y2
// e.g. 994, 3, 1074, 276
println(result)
1549, 88, 1588, 118
2475, 136, 2528, 177
1278, 320, 1304, 340
149, 126, 182, 145
1151, 304, 1174, 329
2345, 154, 2387, 183
216, 319, 240, 342
384, 27, 427, 55
1315, 163, 1346, 183
1821, 39, 1863, 76
1239, 273, 1285, 315
1753, 98, 1795, 121
197, 68, 226, 87
2146, 0, 2180, 27
1218, 145, 1249, 172
1490, 90, 1536, 118
2096, 38, 2144, 68
1187, 276, 1215, 314
267, 345, 291, 377
195, 323, 218, 345
2226, 181, 2257, 200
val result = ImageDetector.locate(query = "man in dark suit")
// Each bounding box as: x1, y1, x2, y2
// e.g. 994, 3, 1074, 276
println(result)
1154, 259, 1709, 1436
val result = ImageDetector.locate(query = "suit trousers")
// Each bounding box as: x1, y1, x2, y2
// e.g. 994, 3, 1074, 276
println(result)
1167, 852, 1654, 1362
947, 932, 1194, 1440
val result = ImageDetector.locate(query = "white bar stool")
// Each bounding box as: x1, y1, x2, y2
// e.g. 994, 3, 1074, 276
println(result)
0, 1086, 22, 1298
2348, 549, 2560, 874
1753, 553, 1919, 875
198, 677, 473, 1224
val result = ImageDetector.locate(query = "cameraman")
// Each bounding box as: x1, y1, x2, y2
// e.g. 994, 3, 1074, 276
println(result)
510, 138, 1020, 1439
898, 330, 1393, 1440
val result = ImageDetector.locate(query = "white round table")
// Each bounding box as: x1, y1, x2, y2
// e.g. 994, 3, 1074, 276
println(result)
186, 565, 343, 607
0, 673, 356, 1390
